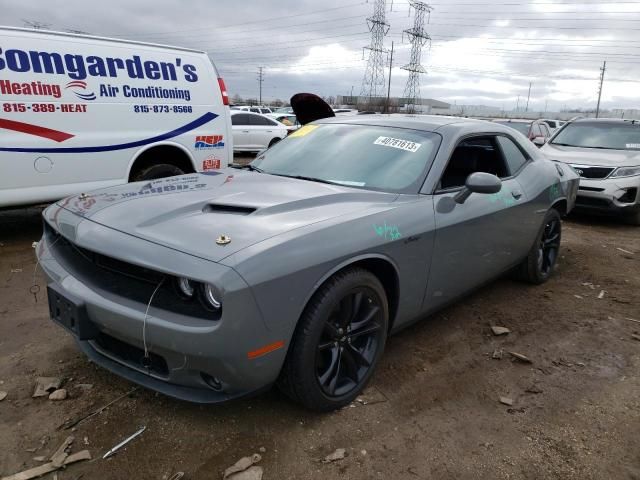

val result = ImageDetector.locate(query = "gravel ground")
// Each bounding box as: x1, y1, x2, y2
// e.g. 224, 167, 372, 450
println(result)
1, 204, 639, 480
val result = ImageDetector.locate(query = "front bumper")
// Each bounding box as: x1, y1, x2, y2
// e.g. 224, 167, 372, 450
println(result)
38, 206, 288, 403
574, 175, 640, 217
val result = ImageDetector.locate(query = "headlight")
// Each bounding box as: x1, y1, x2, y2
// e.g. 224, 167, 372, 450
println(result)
175, 277, 195, 299
200, 284, 221, 311
610, 166, 640, 178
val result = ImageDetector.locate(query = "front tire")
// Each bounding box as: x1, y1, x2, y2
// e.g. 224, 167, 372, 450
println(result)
517, 209, 562, 284
278, 268, 389, 411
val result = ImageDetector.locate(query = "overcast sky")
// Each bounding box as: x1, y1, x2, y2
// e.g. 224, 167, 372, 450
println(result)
2, 0, 640, 111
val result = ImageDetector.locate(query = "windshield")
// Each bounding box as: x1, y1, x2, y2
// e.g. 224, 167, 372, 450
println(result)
252, 124, 441, 193
494, 121, 531, 136
551, 122, 640, 150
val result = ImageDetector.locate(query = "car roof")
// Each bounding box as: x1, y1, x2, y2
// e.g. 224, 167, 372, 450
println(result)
492, 119, 533, 123
314, 114, 489, 132
230, 110, 268, 116
572, 118, 640, 124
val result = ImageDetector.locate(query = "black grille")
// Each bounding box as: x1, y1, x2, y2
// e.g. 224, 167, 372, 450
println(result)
44, 222, 218, 320
94, 332, 169, 377
570, 165, 614, 179
579, 186, 605, 192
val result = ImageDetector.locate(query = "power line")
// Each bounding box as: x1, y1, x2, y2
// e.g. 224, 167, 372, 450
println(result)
115, 1, 368, 37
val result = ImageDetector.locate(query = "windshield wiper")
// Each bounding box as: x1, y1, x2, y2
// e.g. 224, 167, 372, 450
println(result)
270, 174, 340, 186
230, 164, 263, 172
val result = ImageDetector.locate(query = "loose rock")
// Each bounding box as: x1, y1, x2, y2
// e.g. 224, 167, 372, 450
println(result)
227, 466, 263, 480
223, 454, 261, 479
631, 334, 640, 342
509, 352, 532, 364
0, 391, 7, 401
33, 377, 62, 398
49, 389, 68, 401
491, 326, 510, 336
499, 397, 514, 406
492, 350, 503, 360
322, 448, 346, 463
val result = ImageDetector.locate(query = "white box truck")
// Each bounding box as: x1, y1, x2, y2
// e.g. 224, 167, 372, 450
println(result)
0, 26, 233, 208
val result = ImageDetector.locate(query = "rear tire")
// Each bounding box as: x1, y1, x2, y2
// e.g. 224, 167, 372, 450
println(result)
517, 209, 562, 284
278, 268, 388, 411
132, 164, 185, 182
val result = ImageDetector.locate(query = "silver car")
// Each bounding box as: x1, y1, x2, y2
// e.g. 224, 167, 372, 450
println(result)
541, 118, 640, 225
38, 115, 578, 411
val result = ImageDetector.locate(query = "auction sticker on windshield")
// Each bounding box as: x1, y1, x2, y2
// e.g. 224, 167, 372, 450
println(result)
289, 124, 319, 138
373, 136, 421, 153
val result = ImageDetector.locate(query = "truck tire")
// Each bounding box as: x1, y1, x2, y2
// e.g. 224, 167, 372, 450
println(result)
132, 164, 185, 182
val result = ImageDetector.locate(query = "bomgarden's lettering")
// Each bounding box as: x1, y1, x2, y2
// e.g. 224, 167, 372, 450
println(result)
0, 48, 198, 82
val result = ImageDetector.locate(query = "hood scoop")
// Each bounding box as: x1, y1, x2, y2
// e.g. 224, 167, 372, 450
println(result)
203, 203, 257, 215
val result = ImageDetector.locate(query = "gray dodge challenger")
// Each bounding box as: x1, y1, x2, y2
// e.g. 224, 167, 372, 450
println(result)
38, 111, 579, 411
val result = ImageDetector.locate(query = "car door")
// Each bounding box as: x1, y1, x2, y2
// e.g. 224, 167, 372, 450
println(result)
248, 114, 280, 148
423, 134, 532, 311
231, 113, 253, 150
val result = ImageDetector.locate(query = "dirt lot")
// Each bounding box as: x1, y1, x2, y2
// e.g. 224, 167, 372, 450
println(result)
1, 205, 639, 480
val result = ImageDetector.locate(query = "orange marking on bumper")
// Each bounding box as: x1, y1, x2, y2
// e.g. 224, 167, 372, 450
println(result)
247, 340, 285, 360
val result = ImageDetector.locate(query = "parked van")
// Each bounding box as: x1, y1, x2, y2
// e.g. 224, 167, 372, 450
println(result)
0, 27, 232, 208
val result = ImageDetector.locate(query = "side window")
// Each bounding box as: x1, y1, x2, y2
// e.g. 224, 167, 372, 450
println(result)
231, 114, 251, 126
249, 115, 277, 126
438, 136, 510, 190
250, 108, 261, 113
496, 136, 529, 175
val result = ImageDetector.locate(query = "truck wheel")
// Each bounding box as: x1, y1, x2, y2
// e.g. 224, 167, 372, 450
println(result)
132, 164, 185, 182
278, 268, 388, 411
517, 209, 562, 284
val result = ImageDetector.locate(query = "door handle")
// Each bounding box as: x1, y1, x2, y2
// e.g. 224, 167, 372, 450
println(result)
511, 190, 523, 200
242, 130, 250, 133
266, 130, 273, 133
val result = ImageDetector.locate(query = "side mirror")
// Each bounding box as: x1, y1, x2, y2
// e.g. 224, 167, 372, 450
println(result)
532, 136, 546, 147
454, 172, 502, 204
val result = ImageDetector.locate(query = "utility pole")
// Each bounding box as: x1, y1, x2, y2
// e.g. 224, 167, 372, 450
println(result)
385, 41, 394, 113
516, 95, 520, 112
257, 67, 265, 105
596, 61, 606, 118
544, 99, 548, 115
525, 82, 532, 112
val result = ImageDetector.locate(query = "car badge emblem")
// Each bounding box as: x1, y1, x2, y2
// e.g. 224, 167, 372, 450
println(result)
216, 235, 231, 245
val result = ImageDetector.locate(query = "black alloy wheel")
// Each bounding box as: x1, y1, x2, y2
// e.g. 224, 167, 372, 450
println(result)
517, 208, 562, 284
277, 267, 389, 411
537, 216, 561, 276
316, 288, 384, 397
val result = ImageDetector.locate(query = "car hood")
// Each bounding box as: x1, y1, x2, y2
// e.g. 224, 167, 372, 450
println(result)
56, 170, 397, 263
542, 142, 640, 166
